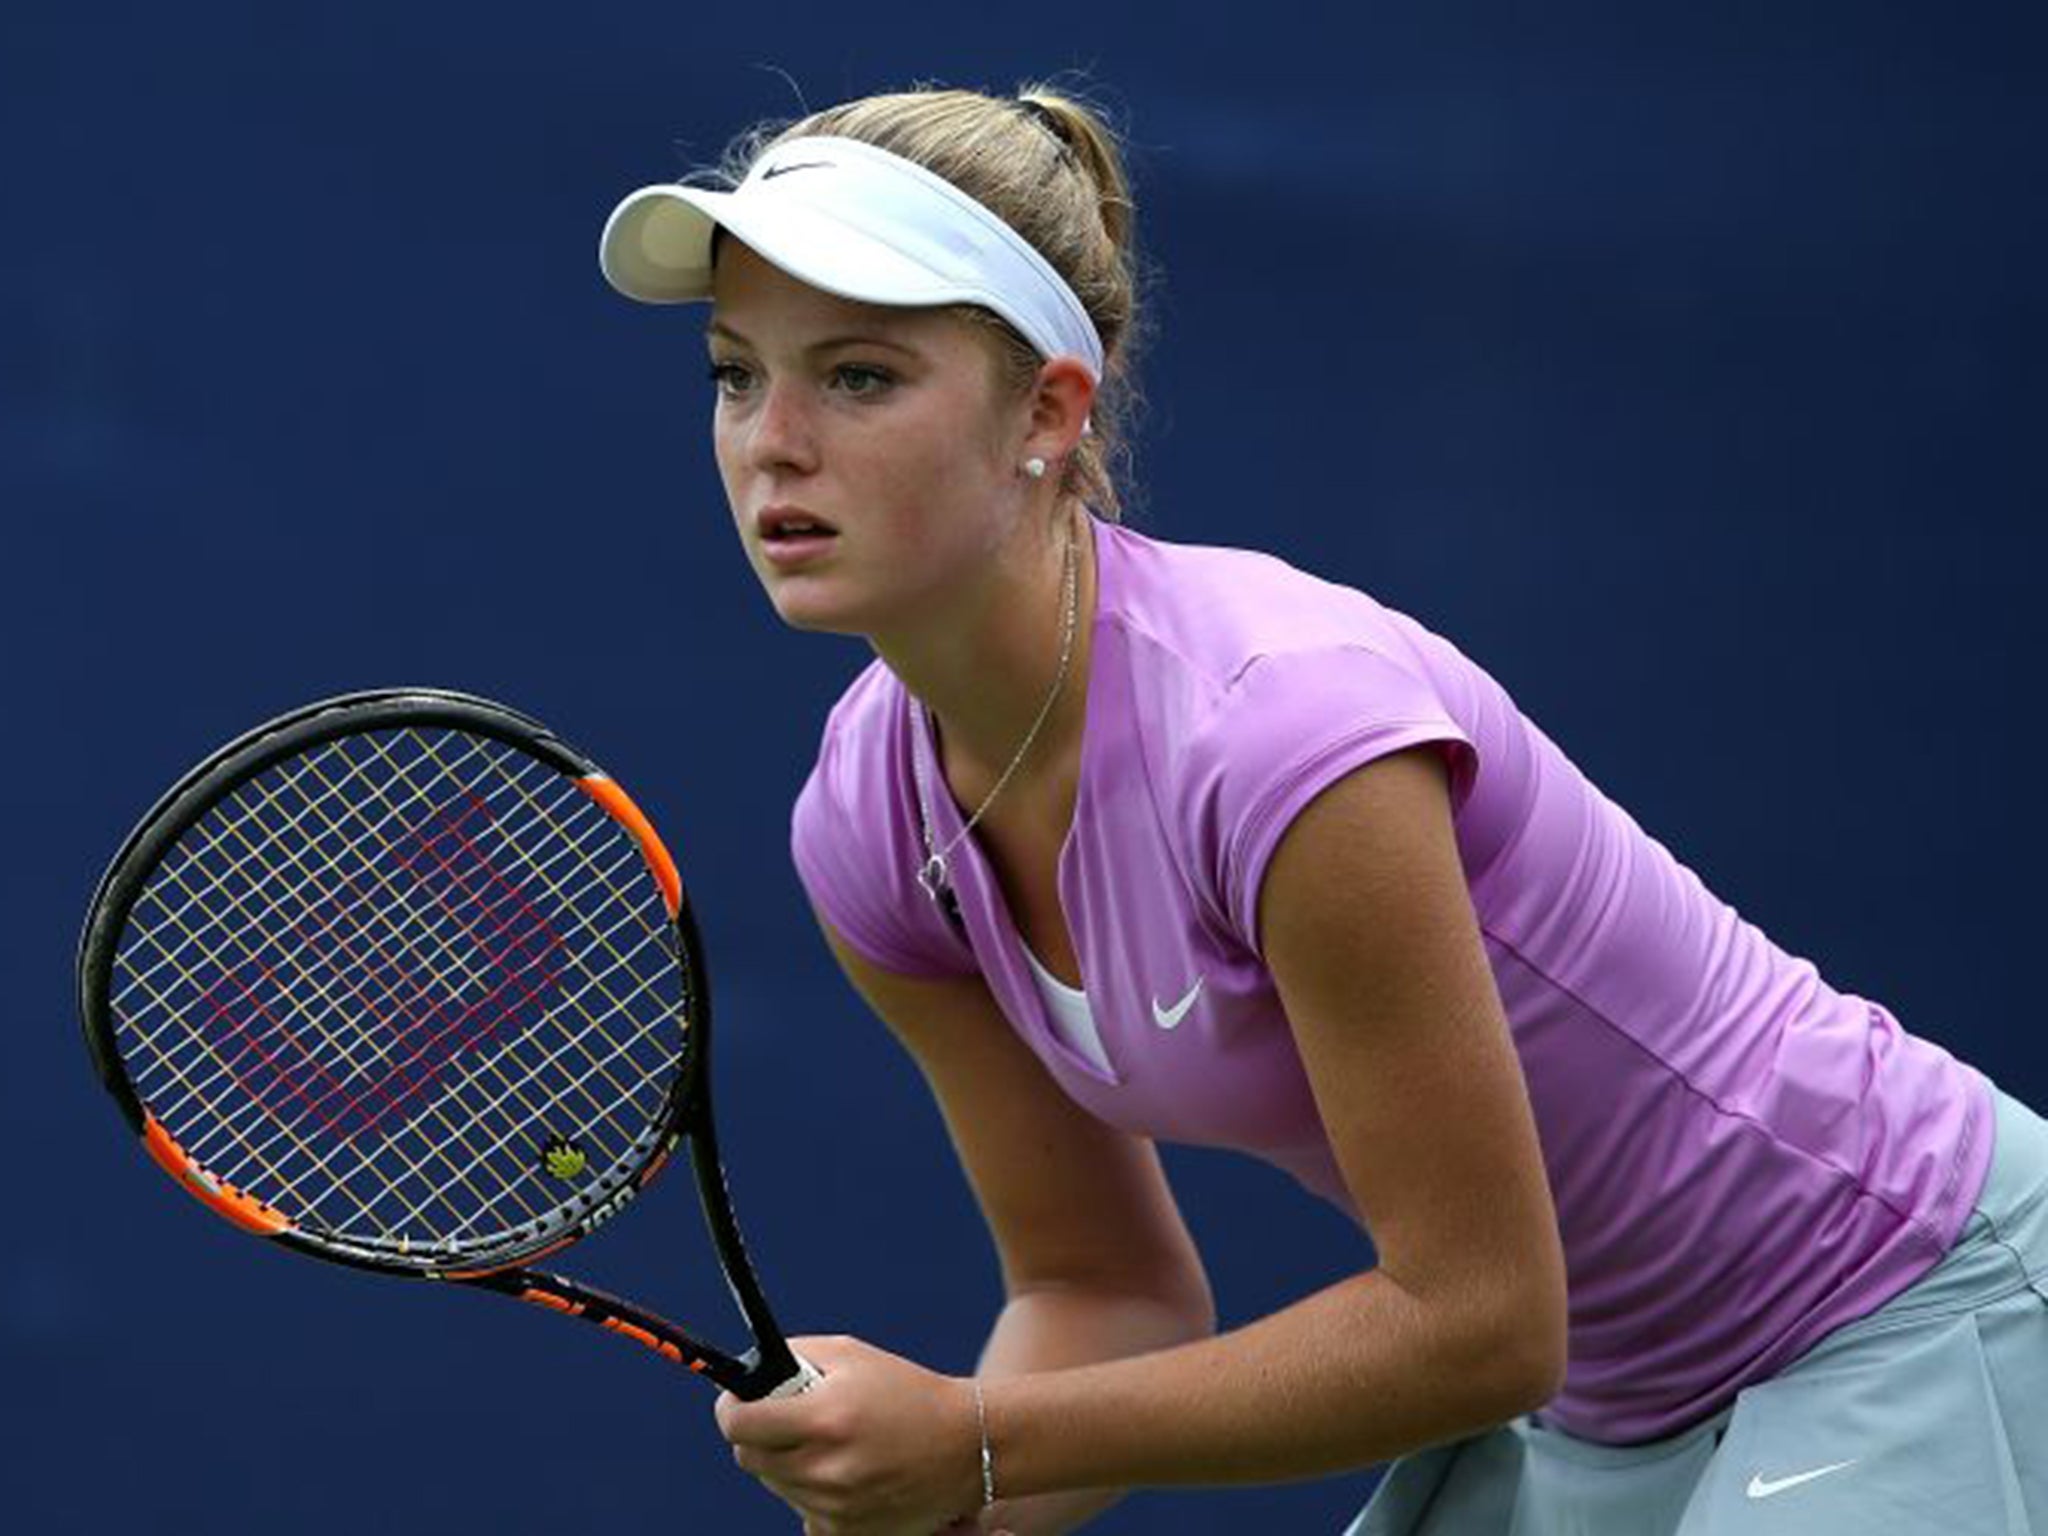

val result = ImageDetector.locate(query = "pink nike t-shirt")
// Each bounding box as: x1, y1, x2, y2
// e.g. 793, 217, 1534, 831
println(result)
790, 515, 1992, 1444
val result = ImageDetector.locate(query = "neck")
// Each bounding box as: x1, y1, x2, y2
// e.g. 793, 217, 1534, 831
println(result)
873, 501, 1097, 812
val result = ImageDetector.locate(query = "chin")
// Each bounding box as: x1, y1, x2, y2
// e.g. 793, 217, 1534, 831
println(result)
762, 582, 875, 639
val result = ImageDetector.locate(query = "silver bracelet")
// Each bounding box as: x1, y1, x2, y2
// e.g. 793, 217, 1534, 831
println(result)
972, 1376, 997, 1506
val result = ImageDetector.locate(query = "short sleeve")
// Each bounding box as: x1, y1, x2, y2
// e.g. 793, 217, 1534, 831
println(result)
790, 675, 980, 979
1176, 645, 1480, 953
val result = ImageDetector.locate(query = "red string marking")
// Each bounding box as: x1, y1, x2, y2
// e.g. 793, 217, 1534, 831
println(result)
196, 791, 564, 1148
201, 958, 370, 1137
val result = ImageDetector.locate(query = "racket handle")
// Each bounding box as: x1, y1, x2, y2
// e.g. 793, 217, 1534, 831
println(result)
766, 1353, 824, 1398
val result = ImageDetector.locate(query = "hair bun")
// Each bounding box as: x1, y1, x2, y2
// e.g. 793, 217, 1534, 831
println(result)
1015, 96, 1075, 154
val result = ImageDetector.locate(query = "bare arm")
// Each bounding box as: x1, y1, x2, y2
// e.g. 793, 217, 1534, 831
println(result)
949, 744, 1568, 1496
818, 921, 1218, 1533
721, 745, 1565, 1528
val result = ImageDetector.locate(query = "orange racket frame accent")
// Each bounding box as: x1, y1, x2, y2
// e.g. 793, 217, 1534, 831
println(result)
142, 1113, 291, 1236
577, 774, 683, 918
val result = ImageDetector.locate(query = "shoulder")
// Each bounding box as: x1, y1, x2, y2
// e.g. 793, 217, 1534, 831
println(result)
1096, 525, 1481, 946
1098, 522, 1476, 752
792, 660, 975, 978
820, 654, 910, 749
793, 658, 913, 857
802, 656, 909, 795
1096, 520, 1406, 687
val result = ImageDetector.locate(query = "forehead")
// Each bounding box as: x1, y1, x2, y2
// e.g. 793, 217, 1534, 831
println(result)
708, 238, 967, 351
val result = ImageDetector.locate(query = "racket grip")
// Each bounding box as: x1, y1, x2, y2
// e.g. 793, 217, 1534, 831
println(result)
766, 1353, 824, 1398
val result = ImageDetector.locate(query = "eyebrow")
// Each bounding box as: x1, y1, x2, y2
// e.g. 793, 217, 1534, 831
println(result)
704, 319, 922, 359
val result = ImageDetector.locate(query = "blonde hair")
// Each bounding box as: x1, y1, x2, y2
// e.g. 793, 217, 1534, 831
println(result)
717, 82, 1145, 521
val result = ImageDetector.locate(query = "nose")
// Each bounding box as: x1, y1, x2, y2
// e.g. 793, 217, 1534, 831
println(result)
743, 376, 820, 476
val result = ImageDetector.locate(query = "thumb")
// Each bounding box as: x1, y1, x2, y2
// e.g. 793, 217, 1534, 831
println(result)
784, 1333, 867, 1372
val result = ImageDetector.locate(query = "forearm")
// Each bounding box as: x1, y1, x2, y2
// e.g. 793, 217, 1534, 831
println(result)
982, 1266, 1557, 1501
974, 1284, 1216, 1535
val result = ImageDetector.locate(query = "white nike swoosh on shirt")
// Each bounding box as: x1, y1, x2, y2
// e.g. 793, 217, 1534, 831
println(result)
1151, 979, 1203, 1029
1746, 1460, 1859, 1500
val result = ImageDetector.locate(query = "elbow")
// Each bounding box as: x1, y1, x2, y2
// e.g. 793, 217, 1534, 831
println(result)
1501, 1312, 1569, 1418
1126, 1250, 1219, 1344
1487, 1225, 1570, 1418
1486, 1284, 1568, 1420
1167, 1264, 1220, 1341
1133, 1268, 1218, 1347
1422, 1267, 1565, 1427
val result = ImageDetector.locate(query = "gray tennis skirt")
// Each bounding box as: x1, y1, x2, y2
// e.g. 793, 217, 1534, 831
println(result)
1346, 1082, 2048, 1535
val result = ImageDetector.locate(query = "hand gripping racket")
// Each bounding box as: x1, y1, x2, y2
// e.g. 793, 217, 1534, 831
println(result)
78, 688, 818, 1401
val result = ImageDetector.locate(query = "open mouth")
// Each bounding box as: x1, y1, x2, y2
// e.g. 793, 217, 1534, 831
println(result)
759, 509, 840, 545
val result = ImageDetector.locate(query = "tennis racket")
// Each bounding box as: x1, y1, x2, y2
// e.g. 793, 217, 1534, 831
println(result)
77, 687, 818, 1401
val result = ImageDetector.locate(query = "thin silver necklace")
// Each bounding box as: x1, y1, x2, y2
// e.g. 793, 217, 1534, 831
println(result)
913, 512, 1081, 922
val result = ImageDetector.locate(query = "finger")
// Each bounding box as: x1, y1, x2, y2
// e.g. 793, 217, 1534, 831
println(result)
713, 1390, 740, 1440
784, 1333, 863, 1372
716, 1390, 816, 1451
734, 1453, 812, 1521
730, 1439, 817, 1497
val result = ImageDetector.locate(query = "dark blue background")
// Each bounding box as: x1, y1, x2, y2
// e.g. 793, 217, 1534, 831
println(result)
6, 2, 2042, 1530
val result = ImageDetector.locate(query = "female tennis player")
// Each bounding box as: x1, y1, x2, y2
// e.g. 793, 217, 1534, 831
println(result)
596, 84, 2047, 1535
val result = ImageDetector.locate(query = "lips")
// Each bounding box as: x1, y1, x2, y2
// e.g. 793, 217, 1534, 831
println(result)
756, 506, 839, 543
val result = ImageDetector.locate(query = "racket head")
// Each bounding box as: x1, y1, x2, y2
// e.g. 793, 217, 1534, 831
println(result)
78, 689, 706, 1280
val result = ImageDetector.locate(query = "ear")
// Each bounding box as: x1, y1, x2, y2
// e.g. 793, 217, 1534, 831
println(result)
1021, 357, 1098, 468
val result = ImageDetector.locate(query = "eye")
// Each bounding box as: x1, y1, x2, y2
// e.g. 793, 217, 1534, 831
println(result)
707, 360, 755, 399
831, 363, 896, 398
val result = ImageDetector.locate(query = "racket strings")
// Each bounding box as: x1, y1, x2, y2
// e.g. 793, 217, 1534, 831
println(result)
125, 729, 671, 1236
116, 733, 584, 1234
305, 734, 687, 1208
126, 732, 582, 1207
110, 727, 689, 1257
268, 738, 643, 1153
233, 742, 673, 1233
266, 733, 672, 1138
134, 738, 642, 1146
232, 747, 683, 1244
384, 730, 678, 1115
120, 906, 420, 1231
117, 748, 583, 1241
112, 731, 499, 1005
111, 743, 482, 1230
176, 789, 676, 1249
125, 748, 570, 1236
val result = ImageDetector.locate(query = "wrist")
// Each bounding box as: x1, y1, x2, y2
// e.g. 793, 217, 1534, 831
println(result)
944, 1373, 995, 1521
972, 1375, 998, 1508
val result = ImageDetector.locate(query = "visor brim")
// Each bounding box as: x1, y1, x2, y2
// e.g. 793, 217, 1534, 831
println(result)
598, 182, 1001, 312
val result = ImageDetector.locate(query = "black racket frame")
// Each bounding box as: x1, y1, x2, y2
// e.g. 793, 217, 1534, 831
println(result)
78, 688, 808, 1398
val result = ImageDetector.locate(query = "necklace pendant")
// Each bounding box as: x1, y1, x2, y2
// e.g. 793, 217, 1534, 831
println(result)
917, 853, 951, 905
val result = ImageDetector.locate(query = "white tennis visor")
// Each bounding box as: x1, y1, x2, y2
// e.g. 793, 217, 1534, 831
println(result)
598, 135, 1105, 381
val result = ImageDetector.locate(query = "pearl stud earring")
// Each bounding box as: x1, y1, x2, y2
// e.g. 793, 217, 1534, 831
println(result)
1023, 457, 1047, 480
